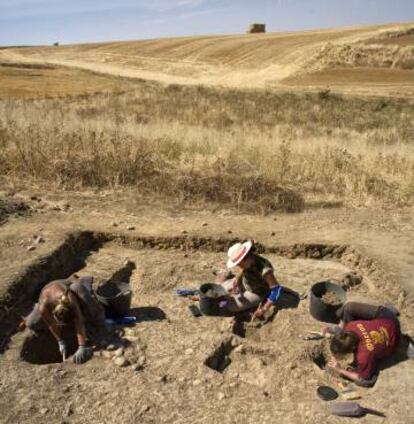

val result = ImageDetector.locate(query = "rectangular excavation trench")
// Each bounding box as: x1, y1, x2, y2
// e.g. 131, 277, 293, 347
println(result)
0, 230, 401, 355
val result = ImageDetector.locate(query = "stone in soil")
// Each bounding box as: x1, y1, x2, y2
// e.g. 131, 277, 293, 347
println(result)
113, 348, 124, 358
114, 356, 129, 367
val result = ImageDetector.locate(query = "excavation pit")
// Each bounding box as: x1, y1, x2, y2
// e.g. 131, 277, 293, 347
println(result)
204, 338, 234, 373
20, 329, 77, 365
1, 232, 413, 423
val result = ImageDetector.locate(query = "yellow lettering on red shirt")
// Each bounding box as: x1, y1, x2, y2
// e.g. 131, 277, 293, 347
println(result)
356, 323, 375, 352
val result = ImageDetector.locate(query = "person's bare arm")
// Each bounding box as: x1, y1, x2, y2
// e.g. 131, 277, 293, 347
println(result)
68, 292, 86, 347
252, 271, 280, 320
327, 358, 360, 382
39, 302, 62, 342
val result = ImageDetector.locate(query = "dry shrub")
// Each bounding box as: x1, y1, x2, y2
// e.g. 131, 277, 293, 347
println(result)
1, 81, 413, 210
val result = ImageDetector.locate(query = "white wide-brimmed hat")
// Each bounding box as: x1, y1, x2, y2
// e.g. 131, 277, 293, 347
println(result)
227, 240, 253, 268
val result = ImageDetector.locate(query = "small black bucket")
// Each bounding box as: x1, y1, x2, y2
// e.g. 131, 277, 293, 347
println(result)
310, 281, 346, 323
96, 281, 132, 318
199, 283, 227, 316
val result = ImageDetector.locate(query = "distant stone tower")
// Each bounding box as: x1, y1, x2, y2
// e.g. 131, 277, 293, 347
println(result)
247, 23, 266, 34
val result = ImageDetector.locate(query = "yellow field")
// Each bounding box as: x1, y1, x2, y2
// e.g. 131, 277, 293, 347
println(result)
1, 22, 413, 96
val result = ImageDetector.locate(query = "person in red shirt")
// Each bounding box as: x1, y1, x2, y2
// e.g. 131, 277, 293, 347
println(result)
325, 302, 400, 386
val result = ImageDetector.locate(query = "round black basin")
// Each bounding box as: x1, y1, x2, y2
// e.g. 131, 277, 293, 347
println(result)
309, 281, 346, 323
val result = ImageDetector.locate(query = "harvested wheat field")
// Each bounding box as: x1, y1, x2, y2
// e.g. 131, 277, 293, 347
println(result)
1, 22, 414, 95
0, 19, 414, 424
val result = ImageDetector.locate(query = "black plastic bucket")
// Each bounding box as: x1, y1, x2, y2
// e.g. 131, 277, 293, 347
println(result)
310, 281, 346, 323
96, 281, 132, 318
199, 283, 227, 316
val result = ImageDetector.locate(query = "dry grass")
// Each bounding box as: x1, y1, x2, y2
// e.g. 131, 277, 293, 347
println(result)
1, 79, 413, 212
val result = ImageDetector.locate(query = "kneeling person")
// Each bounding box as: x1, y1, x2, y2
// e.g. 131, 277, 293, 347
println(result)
23, 275, 105, 364
219, 241, 299, 319
326, 302, 400, 386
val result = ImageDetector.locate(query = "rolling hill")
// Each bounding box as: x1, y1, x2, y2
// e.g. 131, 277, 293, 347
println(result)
0, 22, 413, 96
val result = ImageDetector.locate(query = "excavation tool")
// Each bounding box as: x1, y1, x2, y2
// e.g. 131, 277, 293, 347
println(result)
330, 402, 385, 418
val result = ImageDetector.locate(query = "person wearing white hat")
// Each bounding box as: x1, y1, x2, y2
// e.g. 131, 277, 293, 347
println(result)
218, 241, 298, 319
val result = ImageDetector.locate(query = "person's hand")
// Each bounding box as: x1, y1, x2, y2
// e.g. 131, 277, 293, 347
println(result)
327, 358, 339, 370
251, 306, 265, 321
58, 340, 67, 361
73, 345, 92, 365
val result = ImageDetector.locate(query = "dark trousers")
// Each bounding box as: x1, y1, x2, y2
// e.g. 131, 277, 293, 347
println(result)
336, 302, 399, 323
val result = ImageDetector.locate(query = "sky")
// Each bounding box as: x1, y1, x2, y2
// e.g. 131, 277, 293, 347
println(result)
0, 0, 414, 46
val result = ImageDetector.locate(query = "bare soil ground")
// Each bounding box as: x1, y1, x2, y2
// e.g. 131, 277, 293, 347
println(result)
0, 191, 413, 424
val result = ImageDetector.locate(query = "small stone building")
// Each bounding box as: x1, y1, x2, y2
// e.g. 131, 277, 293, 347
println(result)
247, 23, 266, 34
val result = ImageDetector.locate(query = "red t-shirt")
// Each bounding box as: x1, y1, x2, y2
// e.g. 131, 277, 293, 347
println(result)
344, 318, 399, 380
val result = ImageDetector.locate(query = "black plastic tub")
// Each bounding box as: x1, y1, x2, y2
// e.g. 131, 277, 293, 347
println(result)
310, 281, 346, 323
96, 281, 132, 318
199, 283, 227, 316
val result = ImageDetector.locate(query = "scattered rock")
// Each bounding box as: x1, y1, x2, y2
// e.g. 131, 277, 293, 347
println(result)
124, 328, 135, 337
111, 221, 118, 227
183, 253, 189, 258
217, 392, 225, 401
181, 230, 188, 234
114, 357, 129, 367
113, 348, 124, 358
102, 351, 113, 359
185, 348, 194, 355
27, 245, 36, 252
34, 236, 45, 244
127, 226, 135, 231
271, 232, 276, 236
157, 375, 168, 383
192, 379, 202, 386
227, 230, 232, 234
40, 407, 49, 415
202, 223, 208, 227
106, 344, 117, 351
138, 405, 150, 416
136, 356, 146, 369
233, 344, 245, 354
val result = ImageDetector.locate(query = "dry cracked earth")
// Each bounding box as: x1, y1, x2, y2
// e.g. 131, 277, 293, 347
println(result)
0, 191, 413, 424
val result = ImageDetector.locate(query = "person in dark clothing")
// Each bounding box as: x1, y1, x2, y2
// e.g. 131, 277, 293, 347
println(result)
217, 241, 299, 318
22, 275, 105, 364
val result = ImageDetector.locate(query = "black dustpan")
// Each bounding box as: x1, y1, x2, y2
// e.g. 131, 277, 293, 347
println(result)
317, 386, 338, 401
331, 402, 385, 418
